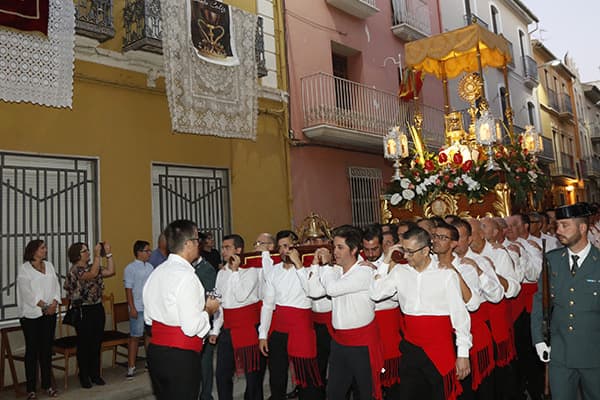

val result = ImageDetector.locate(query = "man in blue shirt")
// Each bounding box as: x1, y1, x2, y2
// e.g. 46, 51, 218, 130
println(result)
124, 240, 155, 379
149, 233, 168, 268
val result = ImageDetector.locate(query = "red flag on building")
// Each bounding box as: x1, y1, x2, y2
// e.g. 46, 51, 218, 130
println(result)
0, 0, 49, 35
398, 68, 424, 101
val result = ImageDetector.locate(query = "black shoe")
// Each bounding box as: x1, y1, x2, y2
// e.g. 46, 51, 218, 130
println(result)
285, 386, 300, 399
79, 378, 92, 389
91, 377, 106, 386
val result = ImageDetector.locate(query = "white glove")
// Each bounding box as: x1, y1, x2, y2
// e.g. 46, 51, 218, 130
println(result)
535, 342, 551, 363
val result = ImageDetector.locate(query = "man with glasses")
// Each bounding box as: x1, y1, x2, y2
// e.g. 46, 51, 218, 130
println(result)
371, 227, 471, 400
529, 212, 560, 252
143, 220, 220, 400
432, 222, 496, 400
123, 240, 154, 379
212, 234, 266, 400
259, 230, 323, 400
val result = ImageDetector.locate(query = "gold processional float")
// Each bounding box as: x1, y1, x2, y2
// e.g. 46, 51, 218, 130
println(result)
381, 23, 550, 223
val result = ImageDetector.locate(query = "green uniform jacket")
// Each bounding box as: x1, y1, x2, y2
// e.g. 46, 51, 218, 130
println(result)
531, 244, 600, 368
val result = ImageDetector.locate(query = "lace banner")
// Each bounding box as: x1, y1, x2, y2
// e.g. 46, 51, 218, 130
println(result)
0, 0, 49, 35
0, 0, 75, 108
161, 0, 258, 139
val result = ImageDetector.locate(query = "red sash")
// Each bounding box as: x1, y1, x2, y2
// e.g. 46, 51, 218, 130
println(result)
479, 301, 516, 367
150, 321, 203, 352
223, 302, 261, 374
521, 282, 538, 313
469, 307, 494, 390
374, 308, 402, 387
333, 321, 384, 400
311, 310, 334, 337
403, 315, 462, 400
270, 306, 322, 388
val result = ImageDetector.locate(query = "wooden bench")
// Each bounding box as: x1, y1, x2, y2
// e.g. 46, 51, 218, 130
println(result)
0, 326, 27, 396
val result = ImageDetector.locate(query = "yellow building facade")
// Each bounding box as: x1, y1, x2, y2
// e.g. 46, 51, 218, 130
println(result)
0, 0, 290, 309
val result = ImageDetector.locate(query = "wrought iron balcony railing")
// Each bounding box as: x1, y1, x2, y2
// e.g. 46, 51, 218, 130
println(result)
539, 136, 555, 163
551, 151, 576, 177
464, 13, 488, 29
123, 0, 162, 54
523, 55, 538, 83
547, 88, 560, 111
391, 0, 431, 41
325, 0, 379, 19
255, 17, 267, 78
561, 93, 573, 115
75, 0, 115, 42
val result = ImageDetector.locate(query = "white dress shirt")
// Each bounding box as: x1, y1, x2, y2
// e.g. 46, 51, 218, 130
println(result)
17, 261, 62, 319
143, 254, 210, 339
316, 262, 375, 330
539, 232, 561, 252
516, 237, 543, 282
297, 265, 332, 313
442, 255, 482, 312
372, 254, 399, 311
477, 242, 521, 298
258, 262, 311, 339
568, 242, 592, 270
465, 248, 504, 303
211, 264, 261, 336
370, 258, 472, 358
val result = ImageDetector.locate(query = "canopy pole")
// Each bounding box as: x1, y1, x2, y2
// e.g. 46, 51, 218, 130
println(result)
441, 61, 450, 115
502, 63, 514, 139
476, 40, 486, 99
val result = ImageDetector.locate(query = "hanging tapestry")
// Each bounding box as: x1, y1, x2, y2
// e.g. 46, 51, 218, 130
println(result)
161, 0, 258, 139
0, 0, 75, 108
0, 0, 49, 35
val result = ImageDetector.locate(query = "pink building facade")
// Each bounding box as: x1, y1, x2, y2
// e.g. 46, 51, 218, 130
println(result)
285, 0, 443, 228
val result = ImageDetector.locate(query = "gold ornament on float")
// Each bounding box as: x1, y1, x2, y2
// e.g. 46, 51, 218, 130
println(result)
458, 73, 483, 103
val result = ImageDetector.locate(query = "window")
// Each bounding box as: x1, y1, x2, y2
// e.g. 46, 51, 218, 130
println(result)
348, 167, 383, 228
0, 152, 99, 321
490, 5, 499, 34
151, 164, 231, 247
527, 102, 536, 126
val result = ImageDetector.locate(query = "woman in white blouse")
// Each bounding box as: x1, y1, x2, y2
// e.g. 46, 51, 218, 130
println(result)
17, 240, 61, 400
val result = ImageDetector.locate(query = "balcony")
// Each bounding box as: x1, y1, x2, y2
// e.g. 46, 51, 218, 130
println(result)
522, 55, 539, 89
538, 136, 555, 163
547, 88, 560, 111
391, 0, 431, 41
550, 151, 576, 178
505, 40, 515, 68
123, 0, 162, 54
464, 13, 488, 29
326, 0, 379, 19
585, 157, 600, 178
75, 0, 115, 42
591, 125, 600, 142
559, 92, 574, 120
301, 72, 410, 150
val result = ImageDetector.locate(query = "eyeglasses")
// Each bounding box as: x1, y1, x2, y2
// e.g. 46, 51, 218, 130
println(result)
401, 245, 428, 256
254, 241, 273, 247
188, 238, 200, 243
431, 233, 451, 241
142, 249, 152, 253
80, 248, 89, 253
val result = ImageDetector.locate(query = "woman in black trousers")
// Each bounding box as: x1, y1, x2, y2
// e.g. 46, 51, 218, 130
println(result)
17, 240, 62, 399
64, 241, 115, 388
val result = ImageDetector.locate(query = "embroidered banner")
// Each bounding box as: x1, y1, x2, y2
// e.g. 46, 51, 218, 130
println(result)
161, 0, 258, 139
0, 0, 75, 108
190, 0, 239, 66
0, 0, 49, 35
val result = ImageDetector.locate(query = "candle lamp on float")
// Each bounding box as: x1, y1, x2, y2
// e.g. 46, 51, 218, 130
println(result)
520, 125, 543, 162
475, 109, 501, 171
384, 126, 409, 181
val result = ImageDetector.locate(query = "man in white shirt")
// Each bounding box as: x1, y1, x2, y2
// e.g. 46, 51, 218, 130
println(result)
143, 220, 220, 400
258, 230, 323, 400
212, 234, 265, 400
432, 222, 494, 399
371, 226, 471, 400
529, 212, 560, 252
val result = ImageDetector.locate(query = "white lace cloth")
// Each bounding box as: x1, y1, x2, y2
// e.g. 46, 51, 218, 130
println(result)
0, 0, 75, 108
161, 0, 258, 139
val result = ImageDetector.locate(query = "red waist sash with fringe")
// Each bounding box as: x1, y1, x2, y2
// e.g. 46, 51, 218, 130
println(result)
150, 321, 203, 352
333, 320, 384, 400
374, 308, 402, 387
312, 310, 334, 336
403, 315, 462, 400
270, 306, 322, 388
223, 302, 261, 374
521, 282, 538, 313
469, 307, 495, 390
479, 301, 515, 367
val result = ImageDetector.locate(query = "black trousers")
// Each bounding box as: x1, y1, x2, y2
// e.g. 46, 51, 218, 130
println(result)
514, 310, 544, 400
75, 303, 105, 382
396, 340, 444, 400
458, 370, 494, 400
327, 339, 373, 400
314, 322, 331, 386
148, 343, 201, 400
268, 331, 323, 400
20, 314, 56, 392
216, 328, 266, 400
200, 340, 215, 400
